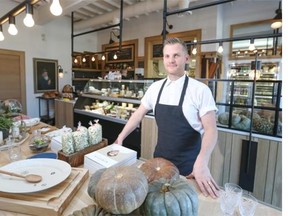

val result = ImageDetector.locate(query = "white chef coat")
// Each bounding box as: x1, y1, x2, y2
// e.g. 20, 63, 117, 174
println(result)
141, 75, 217, 134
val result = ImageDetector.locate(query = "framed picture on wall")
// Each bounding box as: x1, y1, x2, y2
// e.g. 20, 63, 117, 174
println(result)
33, 58, 58, 93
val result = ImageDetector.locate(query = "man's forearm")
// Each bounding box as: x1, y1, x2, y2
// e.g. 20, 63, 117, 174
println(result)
197, 127, 218, 164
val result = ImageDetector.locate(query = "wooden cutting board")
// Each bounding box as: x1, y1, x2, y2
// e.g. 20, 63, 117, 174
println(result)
0, 167, 89, 216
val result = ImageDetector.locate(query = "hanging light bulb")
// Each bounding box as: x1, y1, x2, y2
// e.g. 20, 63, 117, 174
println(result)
74, 58, 78, 64
82, 57, 86, 62
192, 47, 197, 55
101, 55, 106, 60
192, 38, 197, 55
50, 0, 63, 16
217, 42, 223, 53
91, 56, 95, 62
113, 53, 118, 60
8, 16, 18, 36
248, 39, 256, 51
23, 3, 35, 27
0, 25, 4, 41
271, 1, 282, 29
271, 21, 282, 29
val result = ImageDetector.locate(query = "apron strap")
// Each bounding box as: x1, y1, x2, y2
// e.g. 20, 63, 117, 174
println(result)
178, 75, 189, 106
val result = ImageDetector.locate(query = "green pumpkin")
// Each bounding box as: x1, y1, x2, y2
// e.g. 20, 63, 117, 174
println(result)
232, 115, 251, 130
87, 168, 107, 200
95, 166, 148, 215
231, 114, 241, 125
140, 178, 198, 216
218, 112, 230, 125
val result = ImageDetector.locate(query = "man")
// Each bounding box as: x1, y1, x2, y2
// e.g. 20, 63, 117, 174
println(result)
115, 37, 219, 198
38, 68, 52, 90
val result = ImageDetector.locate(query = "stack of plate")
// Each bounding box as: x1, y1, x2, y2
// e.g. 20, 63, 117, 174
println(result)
84, 144, 137, 174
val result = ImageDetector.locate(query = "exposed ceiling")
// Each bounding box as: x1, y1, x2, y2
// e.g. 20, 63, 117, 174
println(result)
9, 0, 200, 32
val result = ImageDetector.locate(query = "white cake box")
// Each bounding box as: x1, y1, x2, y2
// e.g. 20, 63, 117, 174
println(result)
84, 144, 137, 174
50, 135, 62, 153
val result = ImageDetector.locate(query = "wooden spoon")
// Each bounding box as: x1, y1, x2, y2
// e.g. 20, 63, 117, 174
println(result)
0, 169, 42, 183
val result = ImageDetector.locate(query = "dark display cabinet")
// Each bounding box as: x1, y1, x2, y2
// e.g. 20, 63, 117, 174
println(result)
202, 79, 282, 137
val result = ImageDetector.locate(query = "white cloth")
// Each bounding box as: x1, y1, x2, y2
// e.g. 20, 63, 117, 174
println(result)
141, 75, 217, 134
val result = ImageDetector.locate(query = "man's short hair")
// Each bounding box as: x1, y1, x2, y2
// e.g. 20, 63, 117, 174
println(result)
163, 37, 188, 54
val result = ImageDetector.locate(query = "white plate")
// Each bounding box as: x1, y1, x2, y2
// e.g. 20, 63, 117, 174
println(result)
0, 159, 71, 193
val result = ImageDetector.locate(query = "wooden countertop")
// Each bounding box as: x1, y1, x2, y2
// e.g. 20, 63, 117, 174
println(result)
0, 123, 282, 216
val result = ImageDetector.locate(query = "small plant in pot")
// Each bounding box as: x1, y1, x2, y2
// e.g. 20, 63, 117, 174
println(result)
0, 114, 13, 140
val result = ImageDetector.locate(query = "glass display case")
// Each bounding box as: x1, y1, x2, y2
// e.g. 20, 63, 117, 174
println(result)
203, 79, 282, 137
73, 79, 154, 157
75, 79, 153, 121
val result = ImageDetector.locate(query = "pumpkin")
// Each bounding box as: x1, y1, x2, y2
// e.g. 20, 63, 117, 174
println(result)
231, 114, 241, 126
232, 115, 251, 130
218, 112, 229, 125
68, 204, 141, 216
87, 168, 106, 200
95, 166, 148, 215
139, 157, 179, 183
253, 117, 273, 134
140, 178, 198, 216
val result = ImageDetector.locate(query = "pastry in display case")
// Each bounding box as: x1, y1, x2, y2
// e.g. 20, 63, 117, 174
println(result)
73, 79, 154, 157
74, 79, 153, 124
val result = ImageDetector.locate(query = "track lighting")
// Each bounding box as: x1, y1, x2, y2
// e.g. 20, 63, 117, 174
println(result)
248, 39, 256, 51
161, 20, 173, 36
23, 3, 35, 27
8, 16, 18, 36
0, 25, 4, 41
217, 42, 223, 53
50, 0, 63, 16
109, 31, 120, 44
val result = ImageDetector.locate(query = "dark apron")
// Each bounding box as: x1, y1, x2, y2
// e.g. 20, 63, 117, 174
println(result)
154, 76, 201, 176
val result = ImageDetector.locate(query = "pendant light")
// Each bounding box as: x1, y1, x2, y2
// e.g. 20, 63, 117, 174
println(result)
248, 39, 256, 51
0, 25, 4, 41
217, 42, 224, 53
23, 3, 35, 27
8, 16, 18, 36
192, 38, 197, 55
271, 1, 282, 29
50, 0, 63, 16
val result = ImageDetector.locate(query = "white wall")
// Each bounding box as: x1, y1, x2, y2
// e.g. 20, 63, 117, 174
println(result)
0, 1, 72, 118
0, 1, 281, 118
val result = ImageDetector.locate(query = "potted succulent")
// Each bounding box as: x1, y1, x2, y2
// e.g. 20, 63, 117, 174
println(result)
0, 114, 13, 139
